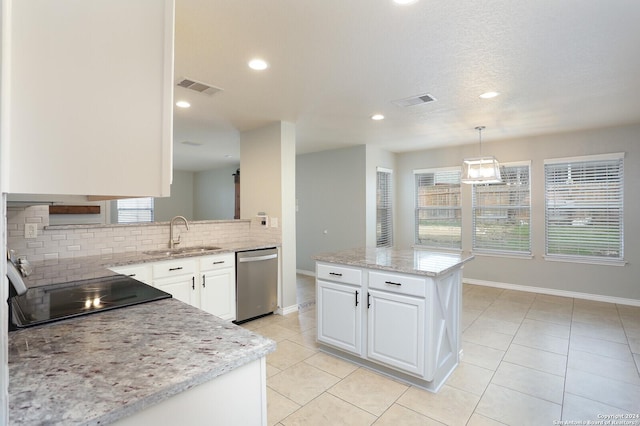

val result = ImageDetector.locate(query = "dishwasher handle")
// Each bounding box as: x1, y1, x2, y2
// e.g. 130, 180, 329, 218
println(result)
238, 253, 278, 263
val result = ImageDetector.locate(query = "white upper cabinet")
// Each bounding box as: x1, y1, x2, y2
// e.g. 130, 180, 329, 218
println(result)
1, 0, 174, 197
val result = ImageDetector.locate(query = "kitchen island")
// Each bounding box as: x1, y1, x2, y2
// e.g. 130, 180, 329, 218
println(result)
9, 298, 275, 425
314, 247, 473, 392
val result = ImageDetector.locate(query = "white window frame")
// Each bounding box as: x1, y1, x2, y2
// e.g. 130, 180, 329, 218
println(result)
116, 197, 154, 224
376, 167, 393, 248
414, 167, 462, 250
472, 161, 532, 257
544, 152, 625, 265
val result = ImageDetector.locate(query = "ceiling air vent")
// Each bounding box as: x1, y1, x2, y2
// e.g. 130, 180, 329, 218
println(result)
392, 93, 437, 108
176, 77, 223, 96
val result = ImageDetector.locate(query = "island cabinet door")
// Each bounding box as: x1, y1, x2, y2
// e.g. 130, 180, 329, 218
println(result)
317, 280, 363, 356
367, 289, 426, 377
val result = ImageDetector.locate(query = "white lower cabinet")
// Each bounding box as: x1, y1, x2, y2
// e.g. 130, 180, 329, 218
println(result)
199, 254, 236, 321
111, 253, 237, 321
108, 264, 152, 285
152, 259, 198, 306
154, 274, 197, 306
317, 280, 362, 356
367, 289, 425, 376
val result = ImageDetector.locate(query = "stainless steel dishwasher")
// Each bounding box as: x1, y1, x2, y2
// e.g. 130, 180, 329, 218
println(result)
235, 247, 278, 323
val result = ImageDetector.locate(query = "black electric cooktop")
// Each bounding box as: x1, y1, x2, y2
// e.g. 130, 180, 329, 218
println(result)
9, 275, 172, 329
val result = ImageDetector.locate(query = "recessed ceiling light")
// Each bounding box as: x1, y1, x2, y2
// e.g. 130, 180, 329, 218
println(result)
479, 91, 500, 99
393, 0, 418, 4
371, 114, 385, 121
248, 59, 269, 71
176, 100, 191, 108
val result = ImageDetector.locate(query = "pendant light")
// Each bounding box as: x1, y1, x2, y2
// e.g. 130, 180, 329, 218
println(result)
461, 126, 502, 184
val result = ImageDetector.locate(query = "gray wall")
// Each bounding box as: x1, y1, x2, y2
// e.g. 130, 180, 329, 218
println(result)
396, 123, 640, 300
296, 145, 367, 272
193, 164, 238, 220
154, 170, 194, 221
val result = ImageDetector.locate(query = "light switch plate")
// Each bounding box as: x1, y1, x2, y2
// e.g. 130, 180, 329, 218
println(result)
270, 217, 278, 228
25, 223, 38, 239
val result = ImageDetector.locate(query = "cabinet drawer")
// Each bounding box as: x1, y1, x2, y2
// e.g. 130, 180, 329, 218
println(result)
317, 263, 362, 286
368, 271, 426, 298
152, 259, 197, 279
199, 253, 235, 272
109, 264, 151, 285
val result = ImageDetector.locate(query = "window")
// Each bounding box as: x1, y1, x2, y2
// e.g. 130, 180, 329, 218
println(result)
116, 197, 154, 223
376, 168, 393, 247
472, 162, 531, 254
544, 153, 624, 262
414, 168, 461, 249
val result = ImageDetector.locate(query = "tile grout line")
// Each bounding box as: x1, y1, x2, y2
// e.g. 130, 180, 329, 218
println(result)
559, 295, 576, 422
463, 289, 533, 425
616, 303, 640, 377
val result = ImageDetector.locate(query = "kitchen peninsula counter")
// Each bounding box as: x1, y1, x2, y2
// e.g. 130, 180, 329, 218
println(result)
9, 298, 276, 425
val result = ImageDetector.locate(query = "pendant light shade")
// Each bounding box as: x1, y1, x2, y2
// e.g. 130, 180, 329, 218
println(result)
461, 126, 502, 184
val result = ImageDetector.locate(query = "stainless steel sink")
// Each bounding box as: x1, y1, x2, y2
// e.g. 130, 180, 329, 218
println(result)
143, 245, 222, 257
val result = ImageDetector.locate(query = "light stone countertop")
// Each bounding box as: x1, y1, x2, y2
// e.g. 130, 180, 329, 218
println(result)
8, 298, 276, 425
23, 241, 279, 288
314, 247, 474, 277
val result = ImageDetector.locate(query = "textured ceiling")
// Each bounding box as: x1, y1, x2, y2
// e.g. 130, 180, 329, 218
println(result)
172, 0, 640, 171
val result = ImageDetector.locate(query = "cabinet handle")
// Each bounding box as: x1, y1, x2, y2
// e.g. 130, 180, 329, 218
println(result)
126, 273, 136, 277
367, 292, 371, 309
329, 272, 343, 277
355, 290, 359, 306
384, 281, 402, 286
169, 267, 183, 272
212, 261, 225, 265
202, 274, 206, 288
192, 276, 195, 290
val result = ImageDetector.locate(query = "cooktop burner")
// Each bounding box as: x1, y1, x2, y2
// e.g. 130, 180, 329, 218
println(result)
9, 275, 172, 329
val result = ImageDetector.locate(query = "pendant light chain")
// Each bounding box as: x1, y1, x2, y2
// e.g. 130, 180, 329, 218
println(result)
475, 125, 485, 157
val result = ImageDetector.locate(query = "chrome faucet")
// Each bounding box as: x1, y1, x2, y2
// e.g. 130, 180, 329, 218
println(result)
169, 216, 190, 249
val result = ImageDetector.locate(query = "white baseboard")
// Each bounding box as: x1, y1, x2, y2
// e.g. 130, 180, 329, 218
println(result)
464, 278, 640, 307
296, 269, 315, 277
276, 304, 299, 316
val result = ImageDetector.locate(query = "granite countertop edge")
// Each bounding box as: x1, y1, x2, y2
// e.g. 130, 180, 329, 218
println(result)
23, 241, 281, 288
313, 247, 474, 277
104, 241, 281, 267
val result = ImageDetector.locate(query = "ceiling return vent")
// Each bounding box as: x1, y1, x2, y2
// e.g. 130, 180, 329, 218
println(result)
392, 93, 437, 107
176, 77, 223, 96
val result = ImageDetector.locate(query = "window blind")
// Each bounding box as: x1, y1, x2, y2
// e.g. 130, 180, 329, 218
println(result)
544, 153, 624, 261
414, 168, 461, 249
376, 168, 393, 247
117, 198, 154, 223
472, 163, 531, 254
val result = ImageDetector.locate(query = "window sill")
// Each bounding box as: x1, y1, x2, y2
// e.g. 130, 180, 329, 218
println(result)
543, 255, 627, 267
412, 245, 462, 254
471, 251, 533, 260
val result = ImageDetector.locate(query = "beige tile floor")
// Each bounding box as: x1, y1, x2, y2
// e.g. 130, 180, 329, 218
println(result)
241, 275, 640, 426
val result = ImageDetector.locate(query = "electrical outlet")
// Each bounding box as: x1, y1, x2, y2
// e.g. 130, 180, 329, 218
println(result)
25, 223, 38, 239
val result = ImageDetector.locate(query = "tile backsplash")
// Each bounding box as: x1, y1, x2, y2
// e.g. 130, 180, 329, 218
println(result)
7, 205, 281, 261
